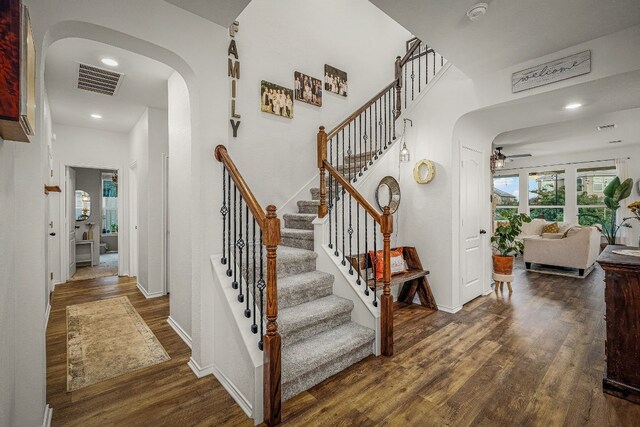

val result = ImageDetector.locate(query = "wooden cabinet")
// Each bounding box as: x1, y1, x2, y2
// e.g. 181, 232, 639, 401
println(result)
0, 0, 35, 142
597, 245, 640, 404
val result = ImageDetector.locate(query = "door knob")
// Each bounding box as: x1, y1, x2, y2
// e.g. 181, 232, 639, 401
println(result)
480, 229, 487, 234
49, 232, 56, 236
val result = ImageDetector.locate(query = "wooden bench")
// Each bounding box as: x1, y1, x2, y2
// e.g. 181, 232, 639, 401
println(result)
348, 246, 437, 310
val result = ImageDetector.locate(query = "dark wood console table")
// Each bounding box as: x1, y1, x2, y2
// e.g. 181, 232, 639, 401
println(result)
597, 245, 640, 404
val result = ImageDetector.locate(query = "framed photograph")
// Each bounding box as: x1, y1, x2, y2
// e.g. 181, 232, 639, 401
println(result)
294, 71, 322, 107
324, 65, 347, 97
260, 80, 294, 119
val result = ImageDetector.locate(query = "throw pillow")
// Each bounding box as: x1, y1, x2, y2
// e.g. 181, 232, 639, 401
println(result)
541, 222, 559, 233
564, 226, 583, 238
369, 247, 407, 280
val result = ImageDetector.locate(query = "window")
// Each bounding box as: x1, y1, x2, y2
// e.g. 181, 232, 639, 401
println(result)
528, 170, 565, 221
577, 166, 616, 226
102, 173, 118, 234
493, 175, 519, 219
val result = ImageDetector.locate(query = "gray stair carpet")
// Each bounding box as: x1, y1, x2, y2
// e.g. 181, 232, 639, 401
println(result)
277, 187, 375, 402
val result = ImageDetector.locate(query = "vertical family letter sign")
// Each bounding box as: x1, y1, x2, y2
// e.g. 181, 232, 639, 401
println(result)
229, 21, 241, 137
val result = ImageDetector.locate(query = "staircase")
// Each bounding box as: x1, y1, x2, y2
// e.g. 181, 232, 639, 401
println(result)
277, 187, 374, 400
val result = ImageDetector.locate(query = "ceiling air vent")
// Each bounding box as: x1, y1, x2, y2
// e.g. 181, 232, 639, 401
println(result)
608, 139, 622, 144
597, 124, 616, 131
76, 63, 123, 96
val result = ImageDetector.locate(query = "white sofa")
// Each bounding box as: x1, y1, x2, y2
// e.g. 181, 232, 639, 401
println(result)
523, 226, 601, 277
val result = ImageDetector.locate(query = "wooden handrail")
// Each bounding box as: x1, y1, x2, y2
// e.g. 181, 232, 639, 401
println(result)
327, 81, 396, 140
214, 144, 282, 426
399, 38, 422, 67
215, 145, 267, 227
324, 161, 382, 223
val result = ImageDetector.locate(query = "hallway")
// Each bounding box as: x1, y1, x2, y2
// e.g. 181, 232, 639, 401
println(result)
46, 277, 251, 426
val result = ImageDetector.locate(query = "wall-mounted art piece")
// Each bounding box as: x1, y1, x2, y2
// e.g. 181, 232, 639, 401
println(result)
413, 159, 436, 184
294, 71, 322, 107
512, 50, 591, 93
324, 64, 347, 97
260, 80, 294, 119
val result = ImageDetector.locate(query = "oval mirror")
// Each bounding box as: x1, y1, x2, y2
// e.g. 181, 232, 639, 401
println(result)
375, 176, 401, 214
75, 190, 91, 221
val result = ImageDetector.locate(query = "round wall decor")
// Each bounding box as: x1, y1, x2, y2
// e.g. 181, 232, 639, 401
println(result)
413, 159, 436, 184
375, 176, 401, 214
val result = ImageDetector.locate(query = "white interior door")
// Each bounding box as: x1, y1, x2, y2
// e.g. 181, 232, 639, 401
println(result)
130, 163, 139, 278
461, 146, 484, 304
67, 167, 76, 279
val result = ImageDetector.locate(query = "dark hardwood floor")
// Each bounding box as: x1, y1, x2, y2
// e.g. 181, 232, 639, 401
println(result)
47, 262, 640, 426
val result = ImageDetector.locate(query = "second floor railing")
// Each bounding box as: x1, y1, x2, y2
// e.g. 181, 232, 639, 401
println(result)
214, 145, 281, 426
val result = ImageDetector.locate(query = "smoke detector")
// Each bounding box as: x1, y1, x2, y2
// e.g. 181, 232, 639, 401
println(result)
467, 3, 489, 21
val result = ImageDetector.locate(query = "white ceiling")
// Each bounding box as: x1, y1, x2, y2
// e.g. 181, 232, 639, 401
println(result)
370, 0, 640, 76
163, 0, 251, 27
495, 107, 640, 158
459, 69, 640, 157
45, 38, 174, 133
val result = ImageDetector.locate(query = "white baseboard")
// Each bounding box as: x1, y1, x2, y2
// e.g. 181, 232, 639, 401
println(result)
167, 316, 192, 348
438, 304, 462, 314
44, 303, 51, 329
211, 363, 253, 418
42, 404, 53, 427
188, 357, 214, 378
136, 282, 165, 299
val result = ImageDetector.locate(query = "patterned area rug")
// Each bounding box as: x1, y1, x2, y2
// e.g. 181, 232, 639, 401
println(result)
66, 296, 170, 391
70, 253, 118, 281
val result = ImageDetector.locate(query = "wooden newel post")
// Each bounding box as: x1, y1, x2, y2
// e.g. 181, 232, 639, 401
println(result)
394, 56, 402, 119
317, 126, 328, 218
263, 205, 282, 426
380, 206, 394, 356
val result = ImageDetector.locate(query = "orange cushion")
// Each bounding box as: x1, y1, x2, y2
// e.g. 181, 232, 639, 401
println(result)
369, 247, 407, 280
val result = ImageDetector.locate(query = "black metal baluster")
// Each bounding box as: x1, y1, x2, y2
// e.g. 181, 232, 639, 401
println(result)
341, 129, 346, 195
353, 118, 358, 183
221, 168, 227, 264
364, 212, 370, 297
363, 109, 368, 171
328, 173, 333, 249
341, 172, 346, 266
404, 64, 408, 109
441, 54, 444, 67
418, 42, 422, 94
348, 192, 353, 274
373, 221, 378, 307
374, 100, 378, 160
244, 204, 250, 317
335, 135, 340, 200
251, 218, 257, 333
237, 195, 244, 302
411, 55, 415, 102
369, 107, 373, 166
231, 186, 238, 284
433, 50, 436, 78
356, 204, 361, 285
359, 115, 364, 176
377, 99, 382, 156
257, 229, 265, 350
392, 89, 397, 140
348, 123, 352, 182
334, 171, 339, 257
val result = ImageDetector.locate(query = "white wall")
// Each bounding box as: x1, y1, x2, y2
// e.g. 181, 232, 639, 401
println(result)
0, 139, 16, 426
52, 124, 131, 280
230, 0, 411, 209
168, 73, 193, 337
129, 107, 170, 297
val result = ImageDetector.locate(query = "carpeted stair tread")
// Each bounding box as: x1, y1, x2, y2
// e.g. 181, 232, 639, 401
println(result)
279, 295, 353, 346
282, 322, 374, 400
278, 271, 334, 309
283, 213, 317, 231
281, 228, 314, 250
310, 188, 320, 201
276, 246, 317, 278
344, 151, 376, 162
297, 200, 320, 214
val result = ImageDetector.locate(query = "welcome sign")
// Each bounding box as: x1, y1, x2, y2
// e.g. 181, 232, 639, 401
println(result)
512, 50, 591, 93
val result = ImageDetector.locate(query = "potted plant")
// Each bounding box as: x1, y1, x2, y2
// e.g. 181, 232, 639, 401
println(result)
580, 177, 634, 250
491, 212, 532, 275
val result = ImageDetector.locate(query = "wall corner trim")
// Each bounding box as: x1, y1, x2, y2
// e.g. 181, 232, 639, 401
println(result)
211, 363, 253, 419
45, 303, 52, 329
167, 316, 192, 348
438, 304, 463, 314
188, 357, 214, 378
136, 282, 165, 299
42, 404, 53, 427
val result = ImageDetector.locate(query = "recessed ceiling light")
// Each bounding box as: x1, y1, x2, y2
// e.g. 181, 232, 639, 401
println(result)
564, 103, 582, 110
91, 114, 102, 119
101, 58, 119, 67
